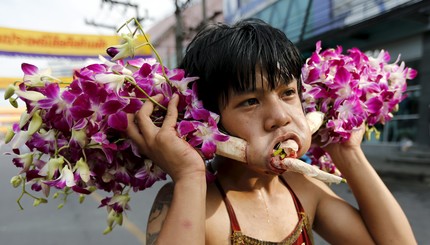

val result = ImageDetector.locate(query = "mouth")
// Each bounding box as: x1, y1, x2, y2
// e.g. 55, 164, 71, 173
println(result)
268, 139, 299, 173
272, 139, 299, 158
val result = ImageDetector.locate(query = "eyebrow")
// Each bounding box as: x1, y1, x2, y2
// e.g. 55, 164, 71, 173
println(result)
233, 81, 296, 96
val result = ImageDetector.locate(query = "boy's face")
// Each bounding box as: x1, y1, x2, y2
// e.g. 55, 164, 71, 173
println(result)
219, 74, 311, 174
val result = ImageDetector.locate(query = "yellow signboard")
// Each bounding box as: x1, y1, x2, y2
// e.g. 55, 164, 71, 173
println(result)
0, 27, 152, 57
0, 77, 73, 89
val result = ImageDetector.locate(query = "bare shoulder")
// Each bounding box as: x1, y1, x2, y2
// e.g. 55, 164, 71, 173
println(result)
282, 171, 334, 196
282, 171, 340, 223
204, 180, 235, 244
146, 182, 174, 245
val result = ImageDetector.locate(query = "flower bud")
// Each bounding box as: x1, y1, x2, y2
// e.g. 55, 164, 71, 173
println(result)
365, 128, 372, 141
33, 198, 47, 207
71, 129, 88, 148
4, 84, 15, 100
115, 213, 123, 226
4, 127, 15, 144
103, 226, 112, 235
374, 130, 381, 140
52, 192, 59, 199
57, 203, 64, 209
33, 199, 41, 207
47, 156, 64, 179
9, 97, 18, 108
106, 47, 119, 58
106, 33, 139, 61
79, 194, 85, 204
74, 158, 90, 183
106, 209, 116, 228
19, 111, 30, 128
10, 175, 22, 188
28, 110, 42, 136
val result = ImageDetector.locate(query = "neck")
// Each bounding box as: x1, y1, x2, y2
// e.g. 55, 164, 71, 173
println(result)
214, 157, 281, 194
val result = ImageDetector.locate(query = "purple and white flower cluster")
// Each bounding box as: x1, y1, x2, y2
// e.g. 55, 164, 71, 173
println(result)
4, 52, 227, 232
301, 41, 417, 172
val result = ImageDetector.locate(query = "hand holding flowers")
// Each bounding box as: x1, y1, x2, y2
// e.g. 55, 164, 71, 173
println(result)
301, 41, 417, 173
126, 93, 208, 183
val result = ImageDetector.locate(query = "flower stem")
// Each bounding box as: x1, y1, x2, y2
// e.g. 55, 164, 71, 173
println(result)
125, 77, 167, 111
17, 177, 41, 210
124, 77, 167, 110
122, 18, 173, 87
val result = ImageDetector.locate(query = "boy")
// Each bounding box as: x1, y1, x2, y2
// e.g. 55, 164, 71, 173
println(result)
126, 19, 416, 244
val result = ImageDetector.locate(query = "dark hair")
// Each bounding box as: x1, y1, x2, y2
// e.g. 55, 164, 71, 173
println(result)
179, 18, 303, 114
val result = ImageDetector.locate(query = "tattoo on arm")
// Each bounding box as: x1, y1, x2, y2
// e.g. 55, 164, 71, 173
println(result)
146, 183, 174, 245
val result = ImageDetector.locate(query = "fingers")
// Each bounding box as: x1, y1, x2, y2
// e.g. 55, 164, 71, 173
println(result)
162, 94, 179, 129
125, 113, 142, 143
126, 94, 180, 147
135, 94, 164, 136
125, 94, 164, 153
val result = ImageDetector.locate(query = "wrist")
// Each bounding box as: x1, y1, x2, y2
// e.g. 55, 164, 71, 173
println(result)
326, 145, 362, 161
329, 146, 369, 172
173, 170, 207, 185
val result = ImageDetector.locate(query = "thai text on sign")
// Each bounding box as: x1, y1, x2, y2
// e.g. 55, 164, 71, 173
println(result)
0, 27, 152, 58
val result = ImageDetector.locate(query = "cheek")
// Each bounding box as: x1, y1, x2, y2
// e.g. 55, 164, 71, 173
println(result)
222, 117, 254, 138
220, 108, 257, 138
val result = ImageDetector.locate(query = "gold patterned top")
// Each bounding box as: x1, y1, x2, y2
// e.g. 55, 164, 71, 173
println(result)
215, 176, 314, 245
230, 212, 314, 245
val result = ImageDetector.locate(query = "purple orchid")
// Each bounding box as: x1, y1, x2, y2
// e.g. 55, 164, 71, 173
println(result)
21, 63, 60, 86
178, 116, 229, 159
5, 46, 229, 234
302, 41, 417, 172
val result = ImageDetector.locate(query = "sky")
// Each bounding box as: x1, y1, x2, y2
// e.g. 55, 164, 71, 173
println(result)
0, 0, 176, 76
0, 0, 175, 34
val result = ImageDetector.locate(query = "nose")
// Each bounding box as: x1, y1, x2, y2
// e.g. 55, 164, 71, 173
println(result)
263, 97, 292, 131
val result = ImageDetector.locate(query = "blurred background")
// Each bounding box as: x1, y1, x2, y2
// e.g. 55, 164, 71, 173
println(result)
0, 0, 429, 244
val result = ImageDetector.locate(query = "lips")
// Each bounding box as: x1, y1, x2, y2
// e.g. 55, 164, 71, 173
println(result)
267, 157, 287, 174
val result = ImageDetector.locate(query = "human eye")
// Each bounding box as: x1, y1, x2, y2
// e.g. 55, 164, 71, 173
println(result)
240, 98, 259, 107
281, 88, 296, 99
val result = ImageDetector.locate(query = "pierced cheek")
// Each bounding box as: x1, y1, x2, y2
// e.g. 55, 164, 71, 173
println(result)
244, 143, 265, 165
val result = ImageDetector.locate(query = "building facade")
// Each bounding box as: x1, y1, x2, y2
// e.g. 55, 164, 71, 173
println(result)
147, 0, 223, 68
224, 0, 430, 160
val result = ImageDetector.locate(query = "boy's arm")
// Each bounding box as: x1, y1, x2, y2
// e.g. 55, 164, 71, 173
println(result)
314, 126, 416, 245
146, 178, 207, 245
146, 183, 174, 245
127, 94, 208, 244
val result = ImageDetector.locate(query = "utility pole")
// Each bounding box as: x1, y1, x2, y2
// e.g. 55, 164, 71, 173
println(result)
174, 0, 185, 65
202, 0, 207, 26
85, 0, 151, 31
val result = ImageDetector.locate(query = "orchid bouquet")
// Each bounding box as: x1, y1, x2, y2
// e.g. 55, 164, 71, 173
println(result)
301, 41, 417, 174
3, 19, 229, 233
